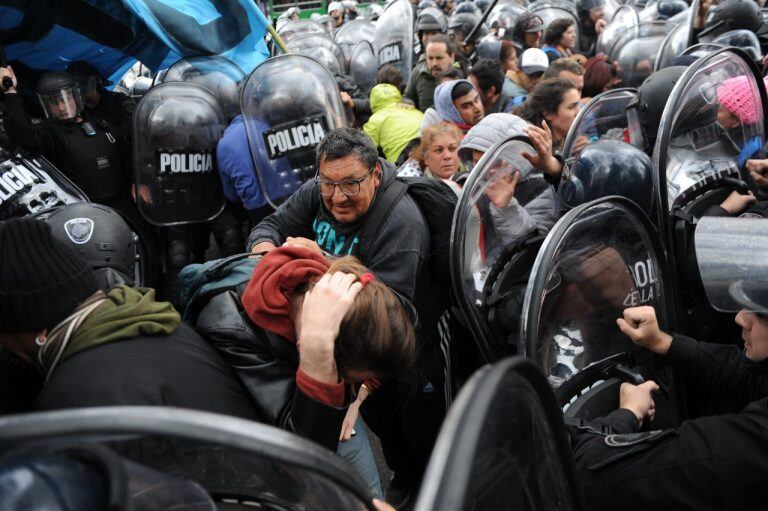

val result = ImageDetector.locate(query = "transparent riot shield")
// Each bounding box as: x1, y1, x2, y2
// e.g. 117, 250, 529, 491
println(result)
350, 41, 378, 93
606, 22, 674, 87
0, 142, 88, 220
157, 56, 246, 121
520, 197, 681, 426
530, 3, 582, 51
695, 217, 768, 315
712, 30, 763, 62
451, 134, 558, 362
133, 82, 226, 226
488, 3, 527, 37
562, 88, 643, 160
595, 5, 639, 55
286, 33, 347, 75
278, 19, 329, 43
653, 48, 767, 217
373, 0, 414, 82
241, 55, 347, 209
654, 8, 694, 71
0, 407, 375, 511
416, 357, 584, 511
335, 18, 377, 66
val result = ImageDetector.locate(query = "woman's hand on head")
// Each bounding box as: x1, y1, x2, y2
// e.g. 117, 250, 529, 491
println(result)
298, 272, 363, 384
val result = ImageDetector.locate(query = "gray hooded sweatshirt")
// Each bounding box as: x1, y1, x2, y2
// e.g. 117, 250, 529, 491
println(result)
459, 113, 558, 243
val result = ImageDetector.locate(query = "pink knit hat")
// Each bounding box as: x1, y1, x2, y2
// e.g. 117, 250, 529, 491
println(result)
716, 76, 760, 125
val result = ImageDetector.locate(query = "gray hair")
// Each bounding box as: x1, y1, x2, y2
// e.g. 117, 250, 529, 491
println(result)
315, 127, 379, 170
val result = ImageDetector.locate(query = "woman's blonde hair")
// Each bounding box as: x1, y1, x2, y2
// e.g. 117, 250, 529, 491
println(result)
409, 122, 463, 168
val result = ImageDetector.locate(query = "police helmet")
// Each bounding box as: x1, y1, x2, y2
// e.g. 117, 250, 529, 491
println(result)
560, 139, 655, 214
452, 1, 481, 16
147, 96, 223, 149
449, 11, 485, 40
656, 0, 688, 20
417, 7, 448, 32
699, 0, 767, 41
417, 0, 439, 15
577, 0, 606, 21
628, 66, 687, 150
35, 203, 143, 287
36, 72, 83, 122
476, 0, 491, 13
476, 39, 502, 60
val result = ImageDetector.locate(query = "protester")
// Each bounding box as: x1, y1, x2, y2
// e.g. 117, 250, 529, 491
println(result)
328, 1, 345, 27
0, 218, 260, 421
506, 48, 549, 100
498, 40, 523, 98
363, 84, 424, 163
405, 34, 457, 111
423, 79, 485, 133
468, 59, 516, 114
397, 122, 464, 189
341, 64, 404, 126
514, 78, 582, 150
543, 18, 578, 61
512, 12, 545, 51
197, 245, 416, 497
583, 54, 621, 99
543, 58, 585, 94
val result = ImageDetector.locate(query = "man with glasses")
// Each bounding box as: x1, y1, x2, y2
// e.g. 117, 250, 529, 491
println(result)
247, 127, 442, 509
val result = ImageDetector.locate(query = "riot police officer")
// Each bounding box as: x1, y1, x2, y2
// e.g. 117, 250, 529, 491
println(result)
0, 67, 141, 230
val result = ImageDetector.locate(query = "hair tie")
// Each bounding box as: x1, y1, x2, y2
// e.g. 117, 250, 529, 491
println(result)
360, 272, 375, 286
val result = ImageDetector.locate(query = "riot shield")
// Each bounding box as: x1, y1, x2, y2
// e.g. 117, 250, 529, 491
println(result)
0, 407, 375, 511
488, 3, 527, 36
595, 5, 639, 55
240, 55, 347, 209
334, 18, 377, 66
530, 3, 582, 51
695, 216, 768, 314
373, 0, 415, 83
132, 82, 227, 226
350, 41, 378, 93
654, 9, 694, 70
653, 48, 767, 217
451, 134, 557, 362
286, 33, 347, 75
415, 357, 583, 511
520, 197, 680, 426
0, 143, 88, 220
712, 30, 762, 62
562, 88, 643, 160
157, 56, 246, 121
278, 19, 329, 43
606, 21, 674, 87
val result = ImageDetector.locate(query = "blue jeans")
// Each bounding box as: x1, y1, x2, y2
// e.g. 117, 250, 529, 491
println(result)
336, 417, 383, 499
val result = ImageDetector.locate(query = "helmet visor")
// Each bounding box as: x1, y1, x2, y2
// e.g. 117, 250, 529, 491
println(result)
38, 86, 83, 121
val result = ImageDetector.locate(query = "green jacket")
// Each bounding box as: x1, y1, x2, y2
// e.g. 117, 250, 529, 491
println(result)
404, 62, 437, 111
364, 84, 424, 163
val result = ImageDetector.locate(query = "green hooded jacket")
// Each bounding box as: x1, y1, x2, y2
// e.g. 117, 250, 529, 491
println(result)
363, 84, 424, 163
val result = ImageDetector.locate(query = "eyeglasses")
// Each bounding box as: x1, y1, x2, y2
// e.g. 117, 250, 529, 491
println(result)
315, 165, 376, 197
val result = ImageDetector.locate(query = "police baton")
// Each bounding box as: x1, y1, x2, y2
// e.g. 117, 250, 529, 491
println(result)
0, 44, 14, 91
462, 0, 500, 50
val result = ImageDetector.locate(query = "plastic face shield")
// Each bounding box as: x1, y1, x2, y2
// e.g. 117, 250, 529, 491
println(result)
38, 86, 83, 121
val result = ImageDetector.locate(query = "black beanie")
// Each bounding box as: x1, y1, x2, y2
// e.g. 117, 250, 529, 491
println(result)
0, 217, 99, 333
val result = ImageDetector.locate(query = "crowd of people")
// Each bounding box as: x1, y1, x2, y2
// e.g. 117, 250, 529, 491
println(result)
2, 0, 768, 508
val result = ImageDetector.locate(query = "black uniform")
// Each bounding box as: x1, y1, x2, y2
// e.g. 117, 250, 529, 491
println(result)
571, 334, 768, 510
1, 93, 148, 229
86, 89, 135, 141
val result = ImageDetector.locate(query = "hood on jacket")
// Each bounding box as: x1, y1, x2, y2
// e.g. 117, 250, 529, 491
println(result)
459, 113, 529, 160
370, 83, 402, 114
434, 79, 474, 126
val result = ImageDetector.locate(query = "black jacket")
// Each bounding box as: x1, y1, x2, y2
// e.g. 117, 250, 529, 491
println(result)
246, 160, 429, 315
35, 323, 261, 422
572, 334, 768, 511
194, 290, 349, 451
